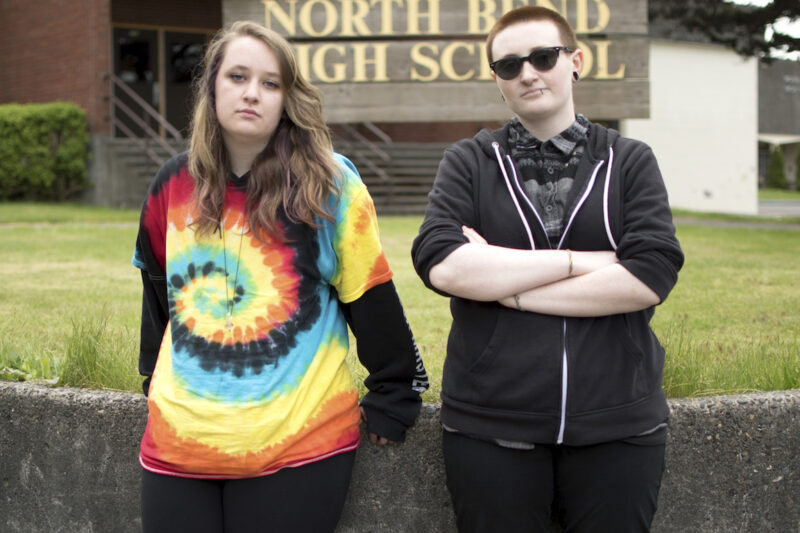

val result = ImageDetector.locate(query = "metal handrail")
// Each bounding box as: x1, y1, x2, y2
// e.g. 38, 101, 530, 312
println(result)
362, 122, 393, 145
353, 150, 391, 183
341, 124, 391, 162
337, 123, 396, 184
112, 97, 179, 159
110, 118, 164, 166
108, 73, 183, 140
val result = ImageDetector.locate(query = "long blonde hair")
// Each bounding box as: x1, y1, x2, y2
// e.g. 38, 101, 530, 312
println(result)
188, 21, 338, 240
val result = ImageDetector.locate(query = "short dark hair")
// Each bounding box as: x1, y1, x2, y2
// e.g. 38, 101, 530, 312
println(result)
486, 6, 579, 64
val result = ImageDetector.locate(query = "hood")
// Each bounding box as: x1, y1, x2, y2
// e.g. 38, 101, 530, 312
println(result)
473, 119, 621, 162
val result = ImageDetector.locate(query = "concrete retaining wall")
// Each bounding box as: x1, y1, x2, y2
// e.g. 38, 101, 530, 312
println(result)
1, 382, 798, 532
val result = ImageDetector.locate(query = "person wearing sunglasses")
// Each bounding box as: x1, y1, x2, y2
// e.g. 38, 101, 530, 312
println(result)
412, 6, 683, 533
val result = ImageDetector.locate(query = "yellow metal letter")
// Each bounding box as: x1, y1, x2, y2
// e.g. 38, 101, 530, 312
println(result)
533, 0, 566, 18
407, 0, 442, 35
371, 0, 403, 35
478, 43, 493, 80
467, 0, 496, 35
352, 43, 390, 81
294, 43, 312, 81
576, 38, 592, 78
299, 0, 338, 37
574, 0, 610, 33
410, 42, 441, 82
440, 42, 476, 81
340, 0, 372, 36
263, 0, 298, 35
592, 40, 625, 79
312, 44, 348, 82
503, 0, 538, 14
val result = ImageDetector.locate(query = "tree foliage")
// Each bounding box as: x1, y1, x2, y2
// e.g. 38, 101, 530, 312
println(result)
795, 148, 800, 190
649, 0, 800, 60
766, 145, 787, 189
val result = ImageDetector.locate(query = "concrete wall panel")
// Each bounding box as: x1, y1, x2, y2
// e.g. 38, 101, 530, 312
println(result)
2, 382, 798, 532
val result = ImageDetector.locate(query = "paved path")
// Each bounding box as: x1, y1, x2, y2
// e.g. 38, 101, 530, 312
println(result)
674, 201, 800, 231
758, 200, 800, 218
675, 217, 800, 231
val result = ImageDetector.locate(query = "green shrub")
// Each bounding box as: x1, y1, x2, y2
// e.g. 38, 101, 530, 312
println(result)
0, 102, 89, 200
795, 147, 800, 191
765, 145, 787, 189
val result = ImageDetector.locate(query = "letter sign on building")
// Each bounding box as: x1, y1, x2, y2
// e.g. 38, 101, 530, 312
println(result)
223, 0, 649, 121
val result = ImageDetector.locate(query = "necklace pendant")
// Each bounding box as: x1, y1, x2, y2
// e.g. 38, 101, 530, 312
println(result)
225, 312, 233, 332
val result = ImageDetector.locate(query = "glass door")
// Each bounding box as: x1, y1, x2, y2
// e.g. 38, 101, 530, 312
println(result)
164, 31, 208, 136
113, 27, 158, 137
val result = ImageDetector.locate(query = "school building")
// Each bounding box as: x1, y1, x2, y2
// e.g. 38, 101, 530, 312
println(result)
1, 0, 796, 214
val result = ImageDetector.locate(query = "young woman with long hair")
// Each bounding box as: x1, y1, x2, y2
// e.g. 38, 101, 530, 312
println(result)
133, 21, 428, 533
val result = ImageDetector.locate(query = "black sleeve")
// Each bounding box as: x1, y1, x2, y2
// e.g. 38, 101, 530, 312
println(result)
615, 144, 684, 302
136, 231, 169, 396
411, 143, 474, 296
340, 280, 429, 442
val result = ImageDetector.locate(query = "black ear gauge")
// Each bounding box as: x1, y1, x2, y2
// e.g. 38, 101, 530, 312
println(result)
573, 71, 580, 82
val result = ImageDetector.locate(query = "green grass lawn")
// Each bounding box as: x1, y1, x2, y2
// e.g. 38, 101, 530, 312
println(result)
759, 188, 800, 202
1, 203, 798, 400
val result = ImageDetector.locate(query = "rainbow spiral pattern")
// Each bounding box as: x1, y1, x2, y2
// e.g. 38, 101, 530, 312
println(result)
133, 154, 391, 478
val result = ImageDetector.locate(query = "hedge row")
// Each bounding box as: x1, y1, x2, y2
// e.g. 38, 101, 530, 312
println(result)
0, 102, 89, 201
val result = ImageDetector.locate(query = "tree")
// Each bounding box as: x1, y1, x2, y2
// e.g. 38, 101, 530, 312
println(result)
795, 148, 800, 190
766, 145, 787, 189
649, 0, 800, 60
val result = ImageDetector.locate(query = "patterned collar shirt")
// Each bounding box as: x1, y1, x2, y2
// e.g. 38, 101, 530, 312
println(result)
508, 114, 590, 246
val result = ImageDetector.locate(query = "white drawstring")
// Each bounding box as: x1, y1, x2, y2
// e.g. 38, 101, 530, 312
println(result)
556, 158, 604, 250
602, 146, 618, 251
492, 142, 535, 250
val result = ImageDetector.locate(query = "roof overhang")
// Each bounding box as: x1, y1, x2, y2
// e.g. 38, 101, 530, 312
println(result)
758, 133, 800, 145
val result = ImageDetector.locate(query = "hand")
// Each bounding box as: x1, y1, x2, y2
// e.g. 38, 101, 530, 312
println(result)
360, 406, 393, 446
462, 226, 488, 245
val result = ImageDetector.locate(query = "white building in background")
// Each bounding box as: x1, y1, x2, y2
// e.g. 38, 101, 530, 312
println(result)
622, 40, 759, 215
757, 59, 800, 190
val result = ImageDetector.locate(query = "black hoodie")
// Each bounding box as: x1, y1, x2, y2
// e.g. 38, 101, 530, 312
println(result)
411, 121, 684, 446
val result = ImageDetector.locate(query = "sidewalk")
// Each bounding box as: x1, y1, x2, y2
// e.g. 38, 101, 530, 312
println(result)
758, 199, 800, 218
674, 201, 800, 231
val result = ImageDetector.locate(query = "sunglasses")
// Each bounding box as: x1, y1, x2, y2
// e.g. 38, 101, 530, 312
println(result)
490, 46, 574, 80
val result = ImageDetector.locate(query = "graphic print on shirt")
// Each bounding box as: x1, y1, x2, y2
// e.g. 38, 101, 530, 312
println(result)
133, 155, 392, 477
166, 211, 321, 387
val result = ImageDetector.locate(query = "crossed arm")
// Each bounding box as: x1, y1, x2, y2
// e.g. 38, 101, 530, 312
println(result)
429, 226, 660, 317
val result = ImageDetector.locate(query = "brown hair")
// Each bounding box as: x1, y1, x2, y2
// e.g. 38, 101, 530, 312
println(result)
188, 21, 338, 241
486, 6, 579, 64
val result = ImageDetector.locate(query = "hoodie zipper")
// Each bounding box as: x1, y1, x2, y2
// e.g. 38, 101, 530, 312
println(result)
493, 141, 613, 445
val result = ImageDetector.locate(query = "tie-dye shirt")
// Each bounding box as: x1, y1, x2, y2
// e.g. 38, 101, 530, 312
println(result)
133, 152, 401, 479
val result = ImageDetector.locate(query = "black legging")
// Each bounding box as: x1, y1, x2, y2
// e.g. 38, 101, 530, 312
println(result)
141, 450, 356, 533
442, 431, 665, 533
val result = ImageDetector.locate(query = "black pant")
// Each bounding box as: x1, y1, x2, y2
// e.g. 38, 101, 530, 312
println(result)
442, 431, 665, 533
141, 450, 356, 533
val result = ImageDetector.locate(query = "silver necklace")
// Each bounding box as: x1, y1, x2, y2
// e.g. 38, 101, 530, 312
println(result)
220, 220, 245, 332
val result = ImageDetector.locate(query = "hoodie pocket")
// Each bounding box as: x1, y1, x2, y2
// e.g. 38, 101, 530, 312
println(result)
459, 310, 562, 413
468, 313, 511, 374
568, 313, 659, 414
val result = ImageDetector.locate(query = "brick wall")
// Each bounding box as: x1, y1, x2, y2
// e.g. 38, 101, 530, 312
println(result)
0, 0, 222, 136
0, 0, 112, 134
